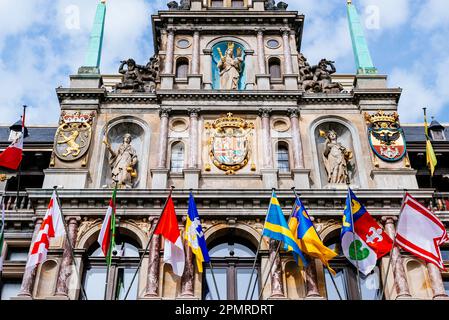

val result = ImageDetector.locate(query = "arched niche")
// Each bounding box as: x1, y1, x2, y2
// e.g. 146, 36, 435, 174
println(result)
96, 117, 150, 189
310, 117, 367, 189
35, 259, 58, 298
405, 259, 433, 299
284, 259, 306, 299
208, 38, 248, 91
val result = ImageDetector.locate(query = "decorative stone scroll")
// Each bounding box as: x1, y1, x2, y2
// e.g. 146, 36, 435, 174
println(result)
205, 113, 255, 175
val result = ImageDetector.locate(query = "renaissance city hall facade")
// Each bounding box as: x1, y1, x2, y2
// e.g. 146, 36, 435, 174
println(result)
1, 0, 449, 301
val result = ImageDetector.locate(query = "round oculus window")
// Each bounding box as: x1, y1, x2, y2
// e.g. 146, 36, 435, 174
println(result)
266, 39, 280, 49
176, 39, 191, 49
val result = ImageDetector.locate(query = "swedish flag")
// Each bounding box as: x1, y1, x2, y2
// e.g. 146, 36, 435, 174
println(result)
185, 192, 210, 272
289, 197, 337, 274
263, 192, 308, 267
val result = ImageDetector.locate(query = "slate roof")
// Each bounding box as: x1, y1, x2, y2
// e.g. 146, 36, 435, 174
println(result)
0, 126, 56, 145
403, 125, 449, 142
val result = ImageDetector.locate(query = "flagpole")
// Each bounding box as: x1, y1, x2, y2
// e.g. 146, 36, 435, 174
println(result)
15, 106, 27, 212
347, 184, 363, 300
377, 189, 407, 300
207, 261, 221, 300
104, 186, 118, 301
123, 186, 175, 300
53, 186, 89, 300
244, 188, 275, 300
291, 188, 343, 301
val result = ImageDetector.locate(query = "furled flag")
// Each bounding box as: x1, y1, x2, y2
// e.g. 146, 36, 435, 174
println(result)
396, 193, 449, 270
289, 197, 338, 274
263, 191, 308, 267
98, 187, 117, 265
341, 189, 393, 276
0, 200, 5, 272
26, 191, 65, 270
424, 108, 437, 177
185, 192, 210, 272
155, 194, 185, 277
0, 108, 27, 170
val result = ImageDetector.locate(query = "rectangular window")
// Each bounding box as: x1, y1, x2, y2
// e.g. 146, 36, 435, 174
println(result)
115, 267, 138, 300
444, 276, 449, 296
442, 248, 449, 262
204, 268, 227, 300
211, 0, 223, 7
324, 268, 349, 300
232, 0, 244, 7
0, 279, 22, 300
236, 268, 258, 300
6, 247, 29, 262
360, 268, 381, 300
83, 267, 107, 300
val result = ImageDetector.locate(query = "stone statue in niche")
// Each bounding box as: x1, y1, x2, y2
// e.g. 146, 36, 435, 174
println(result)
115, 55, 160, 93
217, 42, 243, 90
298, 55, 344, 93
320, 129, 353, 184
103, 133, 138, 189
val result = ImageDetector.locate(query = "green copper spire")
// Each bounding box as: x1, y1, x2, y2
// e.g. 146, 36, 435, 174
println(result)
347, 0, 377, 74
79, 0, 106, 74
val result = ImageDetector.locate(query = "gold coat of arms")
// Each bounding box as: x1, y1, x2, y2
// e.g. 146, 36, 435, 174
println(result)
205, 113, 254, 175
54, 111, 94, 162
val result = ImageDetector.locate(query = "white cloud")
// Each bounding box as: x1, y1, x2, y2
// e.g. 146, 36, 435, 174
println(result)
360, 0, 410, 30
415, 0, 449, 31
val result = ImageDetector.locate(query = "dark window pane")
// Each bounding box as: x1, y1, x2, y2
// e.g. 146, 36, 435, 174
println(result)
444, 277, 449, 296
232, 0, 244, 7
211, 0, 223, 7
171, 143, 184, 173
176, 60, 189, 78
276, 146, 290, 172
442, 248, 449, 261
269, 59, 281, 79
6, 248, 29, 261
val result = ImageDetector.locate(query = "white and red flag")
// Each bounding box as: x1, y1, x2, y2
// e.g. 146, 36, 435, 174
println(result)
396, 193, 449, 270
98, 187, 117, 265
0, 109, 26, 170
26, 191, 65, 270
154, 195, 185, 277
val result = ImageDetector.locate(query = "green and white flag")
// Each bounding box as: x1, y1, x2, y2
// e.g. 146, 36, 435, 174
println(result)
0, 200, 5, 272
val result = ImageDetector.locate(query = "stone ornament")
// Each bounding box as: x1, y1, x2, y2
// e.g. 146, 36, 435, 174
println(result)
320, 129, 353, 184
54, 111, 94, 162
298, 54, 344, 94
365, 110, 407, 163
103, 133, 138, 189
115, 54, 160, 93
217, 42, 244, 90
205, 113, 255, 175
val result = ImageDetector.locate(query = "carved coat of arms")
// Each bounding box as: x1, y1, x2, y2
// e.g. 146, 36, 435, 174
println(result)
54, 111, 94, 162
365, 111, 406, 162
205, 113, 254, 175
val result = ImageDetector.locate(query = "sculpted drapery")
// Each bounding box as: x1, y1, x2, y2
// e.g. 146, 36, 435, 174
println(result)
217, 42, 243, 90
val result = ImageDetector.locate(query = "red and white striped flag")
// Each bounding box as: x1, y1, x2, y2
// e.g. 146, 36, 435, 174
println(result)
396, 193, 449, 270
0, 110, 26, 171
154, 195, 185, 277
26, 191, 65, 270
98, 188, 117, 264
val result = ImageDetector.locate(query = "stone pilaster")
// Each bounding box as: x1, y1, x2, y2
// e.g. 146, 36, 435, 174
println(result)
55, 217, 80, 297
144, 218, 161, 297
164, 28, 175, 74
269, 240, 284, 298
180, 243, 195, 297
281, 28, 293, 74
287, 108, 303, 169
305, 259, 322, 298
152, 108, 171, 189
203, 49, 213, 89
192, 30, 201, 75
259, 108, 273, 169
257, 29, 266, 74
426, 262, 449, 300
188, 108, 200, 169
16, 218, 43, 299
382, 216, 412, 299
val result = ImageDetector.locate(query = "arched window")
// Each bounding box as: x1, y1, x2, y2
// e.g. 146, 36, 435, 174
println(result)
268, 57, 282, 79
276, 143, 290, 173
323, 233, 382, 300
81, 234, 141, 300
204, 235, 258, 300
170, 142, 185, 173
175, 58, 189, 79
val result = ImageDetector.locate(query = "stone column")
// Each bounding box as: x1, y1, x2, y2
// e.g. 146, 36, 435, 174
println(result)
281, 28, 293, 75
426, 262, 449, 299
305, 260, 321, 298
269, 240, 284, 298
382, 216, 411, 298
144, 218, 161, 297
180, 243, 195, 297
192, 30, 201, 75
188, 108, 200, 168
157, 108, 171, 169
259, 108, 273, 169
55, 217, 80, 297
17, 218, 43, 298
203, 49, 213, 89
164, 28, 175, 75
287, 108, 303, 169
257, 29, 266, 74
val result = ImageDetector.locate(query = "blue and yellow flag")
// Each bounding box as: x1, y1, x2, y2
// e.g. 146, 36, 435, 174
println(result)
185, 192, 210, 272
263, 192, 308, 267
289, 197, 337, 274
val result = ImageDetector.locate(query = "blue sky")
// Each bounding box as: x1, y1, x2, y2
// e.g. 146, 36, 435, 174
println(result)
0, 0, 448, 125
